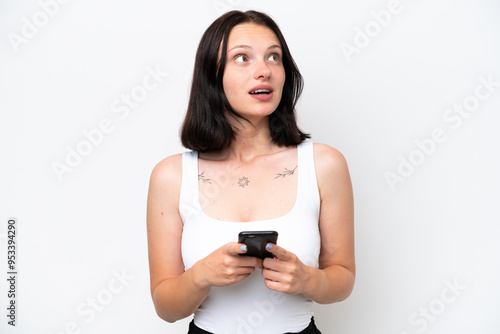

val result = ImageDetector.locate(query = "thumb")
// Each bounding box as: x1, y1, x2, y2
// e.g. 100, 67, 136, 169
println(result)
265, 243, 291, 261
225, 242, 248, 256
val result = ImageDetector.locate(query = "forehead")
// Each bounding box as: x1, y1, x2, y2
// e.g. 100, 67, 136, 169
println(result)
227, 23, 281, 47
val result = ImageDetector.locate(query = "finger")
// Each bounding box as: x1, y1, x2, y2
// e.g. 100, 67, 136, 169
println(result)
263, 257, 278, 270
218, 271, 253, 286
265, 243, 292, 261
263, 277, 288, 293
238, 255, 263, 269
224, 242, 248, 256
261, 267, 284, 282
232, 272, 253, 284
232, 266, 256, 276
262, 257, 288, 272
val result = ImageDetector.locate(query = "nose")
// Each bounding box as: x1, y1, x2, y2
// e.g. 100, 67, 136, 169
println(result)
254, 60, 271, 80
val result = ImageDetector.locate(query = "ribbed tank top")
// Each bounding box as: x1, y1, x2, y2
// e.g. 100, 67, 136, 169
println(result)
179, 140, 321, 334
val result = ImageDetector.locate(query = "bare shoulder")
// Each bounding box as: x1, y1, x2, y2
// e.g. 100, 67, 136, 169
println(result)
313, 143, 349, 174
148, 153, 183, 204
312, 143, 351, 197
150, 154, 183, 186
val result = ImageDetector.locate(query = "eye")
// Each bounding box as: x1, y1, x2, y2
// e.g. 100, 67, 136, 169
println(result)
268, 53, 280, 62
234, 54, 249, 63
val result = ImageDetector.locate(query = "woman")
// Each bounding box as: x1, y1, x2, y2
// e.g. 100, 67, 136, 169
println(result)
147, 10, 355, 334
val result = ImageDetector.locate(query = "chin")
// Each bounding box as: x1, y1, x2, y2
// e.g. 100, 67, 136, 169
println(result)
241, 108, 276, 118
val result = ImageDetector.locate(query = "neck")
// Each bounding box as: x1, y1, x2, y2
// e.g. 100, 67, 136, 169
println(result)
226, 116, 276, 163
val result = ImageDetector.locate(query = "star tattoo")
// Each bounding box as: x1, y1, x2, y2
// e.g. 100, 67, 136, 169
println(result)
238, 176, 250, 188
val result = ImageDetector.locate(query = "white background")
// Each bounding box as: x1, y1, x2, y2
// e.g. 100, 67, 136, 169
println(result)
1, 0, 499, 333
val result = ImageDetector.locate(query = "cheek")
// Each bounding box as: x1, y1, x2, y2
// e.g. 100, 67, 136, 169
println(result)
223, 82, 238, 104
277, 68, 286, 89
275, 70, 286, 100
223, 72, 244, 100
270, 65, 285, 91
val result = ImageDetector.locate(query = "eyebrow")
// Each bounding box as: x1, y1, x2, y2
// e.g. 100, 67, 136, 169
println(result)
227, 44, 282, 53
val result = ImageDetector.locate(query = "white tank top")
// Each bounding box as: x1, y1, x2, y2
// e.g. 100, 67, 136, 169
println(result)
180, 140, 321, 334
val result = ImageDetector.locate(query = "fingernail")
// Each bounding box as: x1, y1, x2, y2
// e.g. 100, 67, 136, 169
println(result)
266, 243, 272, 250
240, 245, 247, 252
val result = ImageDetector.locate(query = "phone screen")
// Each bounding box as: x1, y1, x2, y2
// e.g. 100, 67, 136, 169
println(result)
238, 231, 278, 259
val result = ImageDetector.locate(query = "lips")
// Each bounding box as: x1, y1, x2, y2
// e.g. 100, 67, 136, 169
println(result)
248, 85, 274, 102
248, 85, 274, 95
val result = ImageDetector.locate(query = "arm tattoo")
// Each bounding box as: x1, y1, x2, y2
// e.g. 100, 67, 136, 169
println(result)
275, 166, 297, 179
198, 171, 212, 184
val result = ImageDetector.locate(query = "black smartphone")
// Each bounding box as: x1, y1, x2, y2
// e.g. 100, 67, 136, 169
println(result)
238, 231, 278, 260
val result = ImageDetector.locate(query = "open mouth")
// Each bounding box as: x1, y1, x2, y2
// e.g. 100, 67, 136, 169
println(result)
249, 89, 272, 95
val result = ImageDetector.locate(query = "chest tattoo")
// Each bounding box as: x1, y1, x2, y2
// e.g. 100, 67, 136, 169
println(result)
238, 176, 250, 188
198, 171, 212, 184
199, 164, 297, 189
275, 166, 297, 179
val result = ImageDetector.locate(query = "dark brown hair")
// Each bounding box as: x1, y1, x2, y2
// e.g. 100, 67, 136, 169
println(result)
181, 10, 309, 152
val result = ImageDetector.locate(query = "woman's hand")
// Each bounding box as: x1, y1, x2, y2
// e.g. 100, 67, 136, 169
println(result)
194, 242, 263, 289
261, 243, 313, 295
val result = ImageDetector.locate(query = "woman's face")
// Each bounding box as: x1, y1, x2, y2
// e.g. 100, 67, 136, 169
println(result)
222, 23, 285, 124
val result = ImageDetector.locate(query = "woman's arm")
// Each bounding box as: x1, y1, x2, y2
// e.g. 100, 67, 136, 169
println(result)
147, 155, 262, 323
262, 143, 355, 303
308, 142, 355, 303
147, 154, 206, 322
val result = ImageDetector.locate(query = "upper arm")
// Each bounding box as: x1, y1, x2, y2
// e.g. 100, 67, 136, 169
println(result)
146, 154, 185, 296
313, 143, 355, 275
